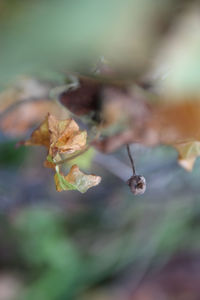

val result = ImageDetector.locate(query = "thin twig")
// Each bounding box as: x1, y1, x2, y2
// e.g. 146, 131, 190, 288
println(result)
55, 146, 90, 166
126, 144, 136, 175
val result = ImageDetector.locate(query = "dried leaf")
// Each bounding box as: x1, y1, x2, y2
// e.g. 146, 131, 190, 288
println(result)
55, 165, 101, 193
0, 100, 60, 137
93, 97, 200, 172
54, 171, 77, 192
59, 76, 100, 116
25, 115, 50, 148
178, 158, 196, 172
0, 99, 64, 138
43, 155, 56, 169
0, 77, 63, 137
174, 141, 200, 171
25, 113, 87, 163
24, 114, 101, 193
47, 114, 87, 157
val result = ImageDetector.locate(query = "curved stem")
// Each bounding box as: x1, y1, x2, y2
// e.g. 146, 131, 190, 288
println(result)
55, 146, 90, 166
126, 144, 136, 175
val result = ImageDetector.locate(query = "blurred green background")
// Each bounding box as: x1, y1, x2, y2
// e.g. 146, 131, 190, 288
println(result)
1, 1, 200, 300
1, 141, 200, 300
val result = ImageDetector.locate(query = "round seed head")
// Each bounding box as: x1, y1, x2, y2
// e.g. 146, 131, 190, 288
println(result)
127, 175, 146, 195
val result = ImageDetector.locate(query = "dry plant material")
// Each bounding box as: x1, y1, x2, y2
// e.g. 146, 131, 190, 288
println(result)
174, 141, 200, 171
0, 100, 60, 137
0, 77, 58, 137
60, 74, 200, 172
126, 144, 146, 195
55, 164, 101, 193
59, 76, 101, 116
59, 75, 200, 172
25, 113, 87, 162
24, 113, 101, 193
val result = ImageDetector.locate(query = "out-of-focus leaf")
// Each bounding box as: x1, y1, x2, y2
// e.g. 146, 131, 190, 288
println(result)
175, 141, 200, 171
59, 76, 100, 117
94, 99, 200, 172
55, 164, 101, 193
0, 100, 61, 137
0, 77, 49, 112
141, 101, 200, 149
0, 77, 67, 137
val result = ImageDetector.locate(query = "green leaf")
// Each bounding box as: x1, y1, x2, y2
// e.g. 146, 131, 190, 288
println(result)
54, 165, 101, 193
54, 172, 77, 192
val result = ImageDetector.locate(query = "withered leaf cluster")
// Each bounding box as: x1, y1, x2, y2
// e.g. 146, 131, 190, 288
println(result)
24, 113, 101, 193
60, 76, 200, 172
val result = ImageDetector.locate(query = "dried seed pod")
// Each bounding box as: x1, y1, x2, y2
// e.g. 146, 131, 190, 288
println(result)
127, 175, 146, 195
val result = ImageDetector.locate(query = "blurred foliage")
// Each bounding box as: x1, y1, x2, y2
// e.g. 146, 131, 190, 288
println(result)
1, 144, 200, 299
0, 193, 199, 299
1, 0, 200, 299
0, 0, 174, 86
0, 140, 28, 167
16, 209, 83, 300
